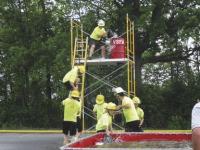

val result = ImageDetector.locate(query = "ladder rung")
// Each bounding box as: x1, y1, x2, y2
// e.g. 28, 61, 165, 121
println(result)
76, 49, 85, 52
74, 59, 85, 61
77, 41, 86, 44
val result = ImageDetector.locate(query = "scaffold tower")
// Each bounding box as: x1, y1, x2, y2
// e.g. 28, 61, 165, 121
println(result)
70, 14, 135, 132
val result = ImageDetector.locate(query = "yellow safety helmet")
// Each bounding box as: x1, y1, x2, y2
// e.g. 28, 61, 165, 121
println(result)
71, 90, 80, 98
96, 94, 105, 104
132, 96, 141, 104
106, 102, 117, 110
77, 65, 85, 74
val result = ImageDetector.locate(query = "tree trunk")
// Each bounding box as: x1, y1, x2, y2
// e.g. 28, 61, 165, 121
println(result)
46, 65, 52, 100
135, 53, 142, 96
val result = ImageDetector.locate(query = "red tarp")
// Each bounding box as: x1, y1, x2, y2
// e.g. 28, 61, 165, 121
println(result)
67, 132, 191, 148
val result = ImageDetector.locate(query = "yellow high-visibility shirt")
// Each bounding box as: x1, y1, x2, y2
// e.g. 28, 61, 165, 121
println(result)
96, 113, 112, 131
93, 103, 108, 120
62, 98, 81, 122
136, 107, 144, 120
62, 67, 78, 83
122, 96, 139, 123
90, 26, 106, 41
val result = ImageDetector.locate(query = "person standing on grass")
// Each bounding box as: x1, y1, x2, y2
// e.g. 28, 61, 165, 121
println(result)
61, 90, 81, 145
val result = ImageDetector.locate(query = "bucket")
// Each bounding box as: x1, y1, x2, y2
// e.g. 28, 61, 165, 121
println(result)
110, 38, 126, 59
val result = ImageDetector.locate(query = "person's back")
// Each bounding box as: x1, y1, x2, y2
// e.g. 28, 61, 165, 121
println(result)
88, 20, 107, 59
122, 96, 139, 123
192, 100, 200, 150
62, 66, 85, 91
63, 67, 78, 90
93, 103, 108, 120
61, 90, 81, 146
90, 26, 106, 41
93, 94, 107, 120
62, 97, 80, 122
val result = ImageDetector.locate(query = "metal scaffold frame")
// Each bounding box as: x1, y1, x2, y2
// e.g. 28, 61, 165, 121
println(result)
126, 14, 136, 96
70, 14, 135, 132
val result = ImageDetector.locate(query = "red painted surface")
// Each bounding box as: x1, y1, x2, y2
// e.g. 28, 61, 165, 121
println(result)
68, 133, 104, 148
66, 132, 192, 148
110, 38, 126, 59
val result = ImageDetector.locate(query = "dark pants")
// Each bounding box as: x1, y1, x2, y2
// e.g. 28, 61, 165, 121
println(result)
125, 120, 141, 132
76, 117, 82, 132
89, 38, 105, 49
63, 121, 76, 136
64, 81, 73, 91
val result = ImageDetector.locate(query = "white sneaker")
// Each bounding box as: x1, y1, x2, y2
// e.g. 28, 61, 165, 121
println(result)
59, 145, 65, 150
71, 136, 78, 142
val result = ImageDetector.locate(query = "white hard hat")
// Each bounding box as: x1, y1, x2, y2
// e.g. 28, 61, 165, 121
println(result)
98, 19, 105, 26
113, 87, 125, 94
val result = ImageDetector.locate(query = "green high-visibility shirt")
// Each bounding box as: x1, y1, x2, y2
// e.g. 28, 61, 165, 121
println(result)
93, 103, 108, 120
90, 26, 106, 41
122, 96, 139, 123
62, 67, 78, 83
62, 98, 81, 122
136, 107, 144, 120
96, 113, 112, 131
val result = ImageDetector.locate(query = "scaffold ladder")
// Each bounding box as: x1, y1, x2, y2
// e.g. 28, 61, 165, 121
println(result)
126, 14, 135, 97
71, 19, 88, 131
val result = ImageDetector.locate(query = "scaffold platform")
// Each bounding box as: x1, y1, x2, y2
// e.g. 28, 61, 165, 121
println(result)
75, 58, 129, 65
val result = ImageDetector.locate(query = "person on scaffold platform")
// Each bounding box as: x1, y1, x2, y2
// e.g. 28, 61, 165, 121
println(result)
88, 19, 107, 59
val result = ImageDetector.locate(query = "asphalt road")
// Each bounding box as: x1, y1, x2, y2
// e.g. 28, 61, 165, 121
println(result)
0, 133, 63, 150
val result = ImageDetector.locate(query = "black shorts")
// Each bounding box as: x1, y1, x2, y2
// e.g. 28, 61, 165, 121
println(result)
64, 81, 73, 91
89, 38, 104, 47
63, 121, 77, 136
76, 117, 82, 132
125, 120, 141, 132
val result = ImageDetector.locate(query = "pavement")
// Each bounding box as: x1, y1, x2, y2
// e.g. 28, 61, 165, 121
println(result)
0, 133, 63, 150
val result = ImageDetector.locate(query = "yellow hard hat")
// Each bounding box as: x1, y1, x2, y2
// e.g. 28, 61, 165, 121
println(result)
96, 94, 105, 104
132, 96, 141, 104
71, 90, 80, 98
77, 65, 85, 74
106, 102, 117, 110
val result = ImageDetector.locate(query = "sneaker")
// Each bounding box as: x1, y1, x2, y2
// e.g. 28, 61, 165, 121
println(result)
71, 136, 78, 142
59, 145, 65, 150
59, 143, 70, 150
